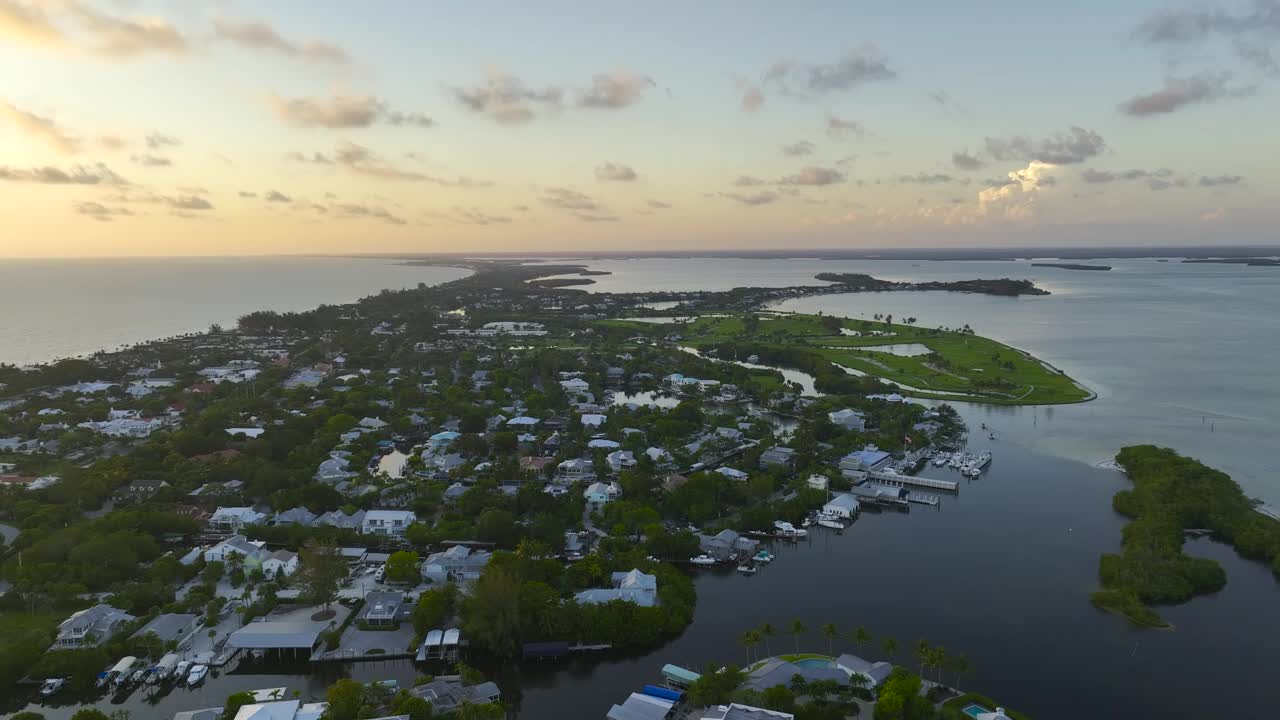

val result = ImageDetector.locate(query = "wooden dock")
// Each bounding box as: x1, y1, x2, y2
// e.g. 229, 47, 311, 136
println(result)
867, 470, 958, 492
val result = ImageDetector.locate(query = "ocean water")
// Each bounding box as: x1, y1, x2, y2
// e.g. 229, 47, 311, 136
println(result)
577, 257, 1280, 503
0, 257, 470, 366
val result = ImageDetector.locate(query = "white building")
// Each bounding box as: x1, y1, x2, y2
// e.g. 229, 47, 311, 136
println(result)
361, 510, 416, 537
715, 466, 749, 482
209, 507, 268, 533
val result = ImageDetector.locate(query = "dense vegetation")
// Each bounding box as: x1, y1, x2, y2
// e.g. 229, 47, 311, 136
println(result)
1092, 445, 1280, 626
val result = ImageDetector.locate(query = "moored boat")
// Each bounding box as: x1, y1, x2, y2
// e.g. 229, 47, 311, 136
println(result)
689, 554, 717, 566
736, 564, 757, 574
186, 664, 208, 686
40, 677, 65, 696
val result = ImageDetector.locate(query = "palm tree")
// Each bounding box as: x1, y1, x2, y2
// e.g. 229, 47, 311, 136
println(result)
914, 639, 930, 677
853, 625, 871, 656
788, 619, 807, 654
951, 654, 971, 690
881, 637, 898, 661
758, 623, 775, 657
821, 623, 838, 656
928, 646, 948, 686
739, 630, 758, 665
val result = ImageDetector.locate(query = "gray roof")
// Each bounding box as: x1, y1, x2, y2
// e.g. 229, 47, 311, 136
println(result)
702, 704, 795, 720
130, 613, 196, 644
823, 494, 860, 513
743, 657, 849, 692
606, 692, 674, 720
226, 621, 321, 649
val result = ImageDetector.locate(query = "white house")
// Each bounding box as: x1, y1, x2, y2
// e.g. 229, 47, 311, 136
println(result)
806, 474, 830, 491
421, 545, 492, 584
557, 457, 596, 482
715, 466, 749, 482
827, 408, 867, 431
261, 549, 299, 578
575, 569, 658, 607
505, 416, 540, 429
607, 450, 636, 472
209, 507, 268, 533
560, 378, 590, 393
54, 604, 136, 649
822, 493, 860, 519
580, 413, 607, 428
361, 510, 416, 537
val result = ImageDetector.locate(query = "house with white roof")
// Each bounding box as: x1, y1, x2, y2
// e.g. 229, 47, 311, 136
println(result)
715, 466, 749, 482
209, 507, 268, 533
361, 509, 416, 537
828, 408, 867, 431
54, 604, 136, 649
580, 413, 607, 428
583, 481, 622, 504
315, 453, 356, 483
607, 450, 636, 472
575, 569, 658, 607
560, 378, 590, 393
506, 416, 540, 429
556, 457, 596, 482
421, 545, 492, 584
229, 699, 329, 720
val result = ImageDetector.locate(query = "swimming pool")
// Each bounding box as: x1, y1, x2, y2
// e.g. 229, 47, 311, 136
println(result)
793, 658, 835, 669
962, 703, 992, 718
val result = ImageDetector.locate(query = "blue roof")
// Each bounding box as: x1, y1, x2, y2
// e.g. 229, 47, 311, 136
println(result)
431, 431, 461, 441
847, 449, 890, 465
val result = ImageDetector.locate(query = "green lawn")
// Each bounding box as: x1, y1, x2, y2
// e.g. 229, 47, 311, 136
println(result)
601, 314, 1092, 405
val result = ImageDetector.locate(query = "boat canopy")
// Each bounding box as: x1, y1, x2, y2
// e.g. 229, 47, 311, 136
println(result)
157, 654, 179, 670
660, 663, 701, 686
110, 656, 137, 674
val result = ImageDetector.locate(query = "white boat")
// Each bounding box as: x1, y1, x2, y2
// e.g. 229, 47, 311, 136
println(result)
933, 453, 949, 466
40, 677, 65, 696
174, 660, 192, 681
689, 554, 717, 566
773, 520, 807, 538
736, 564, 757, 574
110, 656, 137, 687
976, 451, 992, 468
816, 511, 846, 529
965, 466, 982, 478
129, 668, 148, 684
186, 664, 208, 686
152, 653, 179, 683
746, 354, 760, 364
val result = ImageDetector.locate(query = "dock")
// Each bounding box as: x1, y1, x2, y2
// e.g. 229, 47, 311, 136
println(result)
906, 492, 939, 506
867, 470, 959, 492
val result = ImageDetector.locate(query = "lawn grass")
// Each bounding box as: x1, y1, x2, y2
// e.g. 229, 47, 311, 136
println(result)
601, 313, 1092, 405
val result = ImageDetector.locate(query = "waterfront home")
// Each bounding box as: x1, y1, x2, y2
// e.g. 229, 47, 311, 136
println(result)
715, 426, 744, 442
838, 449, 893, 476
225, 699, 328, 720
584, 480, 622, 504
560, 378, 591, 393
314, 454, 356, 483
54, 604, 136, 649
422, 545, 492, 584
716, 466, 750, 482
607, 449, 637, 471
409, 676, 502, 714
361, 509, 416, 537
557, 457, 596, 482
608, 692, 677, 720
698, 529, 758, 561
209, 506, 268, 533
835, 653, 895, 689
758, 446, 797, 470
744, 656, 850, 692
428, 430, 461, 449
701, 704, 795, 720
828, 408, 867, 431
575, 568, 658, 607
359, 591, 406, 627
129, 613, 198, 648
822, 493, 860, 519
866, 393, 906, 403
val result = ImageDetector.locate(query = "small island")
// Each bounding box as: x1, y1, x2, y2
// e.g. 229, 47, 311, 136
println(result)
815, 273, 1050, 296
1030, 263, 1112, 271
1092, 446, 1280, 627
527, 277, 597, 288
1182, 258, 1280, 267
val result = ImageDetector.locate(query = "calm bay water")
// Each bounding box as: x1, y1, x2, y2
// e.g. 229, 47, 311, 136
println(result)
0, 257, 470, 367
11, 254, 1280, 719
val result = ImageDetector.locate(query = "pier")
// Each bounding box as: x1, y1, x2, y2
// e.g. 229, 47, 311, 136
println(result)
867, 470, 959, 492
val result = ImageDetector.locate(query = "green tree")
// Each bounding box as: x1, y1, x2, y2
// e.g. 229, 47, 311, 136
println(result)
461, 568, 522, 656
70, 711, 110, 720
788, 618, 806, 653
297, 540, 346, 611
389, 689, 434, 720
757, 622, 775, 657
821, 623, 838, 656
950, 653, 971, 690
739, 629, 761, 664
221, 691, 255, 720
12, 713, 47, 720
853, 625, 871, 656
324, 678, 366, 720
384, 551, 421, 584
881, 637, 898, 661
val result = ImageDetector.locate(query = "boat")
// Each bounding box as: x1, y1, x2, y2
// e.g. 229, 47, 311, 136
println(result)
752, 549, 774, 563
186, 664, 208, 686
95, 671, 111, 688
816, 514, 845, 529
965, 466, 981, 478
736, 564, 757, 574
689, 554, 717, 566
152, 653, 179, 683
40, 677, 65, 696
746, 354, 760, 364
129, 668, 148, 684
773, 520, 807, 538
975, 451, 992, 468
174, 660, 192, 681
109, 656, 137, 687
933, 453, 950, 467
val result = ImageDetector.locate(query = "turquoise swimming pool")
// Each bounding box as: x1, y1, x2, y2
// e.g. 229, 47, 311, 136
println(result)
793, 658, 835, 669
962, 703, 992, 718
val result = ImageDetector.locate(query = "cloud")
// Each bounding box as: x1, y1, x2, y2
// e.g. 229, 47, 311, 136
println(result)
212, 17, 348, 64
238, 191, 257, 198
1079, 168, 1187, 188
452, 207, 511, 225
722, 190, 779, 206
1119, 74, 1250, 116
1, 101, 80, 154
0, 0, 63, 49
781, 140, 816, 156
740, 85, 764, 112
74, 200, 131, 221
264, 189, 292, 202
1134, 2, 1280, 48
976, 160, 1058, 221
595, 162, 638, 182
825, 114, 865, 139
951, 151, 986, 171
66, 1, 187, 58
130, 154, 171, 167
268, 93, 434, 129
574, 212, 619, 222
1201, 206, 1226, 221
898, 172, 957, 184
1199, 174, 1243, 186
779, 166, 845, 186
646, 199, 671, 209
541, 187, 602, 212
98, 134, 127, 150
761, 48, 895, 99
983, 126, 1107, 165
146, 133, 179, 149
576, 71, 654, 109
292, 141, 489, 186
168, 195, 212, 210
333, 202, 405, 225
733, 175, 766, 187
452, 71, 564, 125
0, 162, 125, 185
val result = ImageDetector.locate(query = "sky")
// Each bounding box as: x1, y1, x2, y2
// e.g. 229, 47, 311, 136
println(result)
1, 0, 1278, 257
